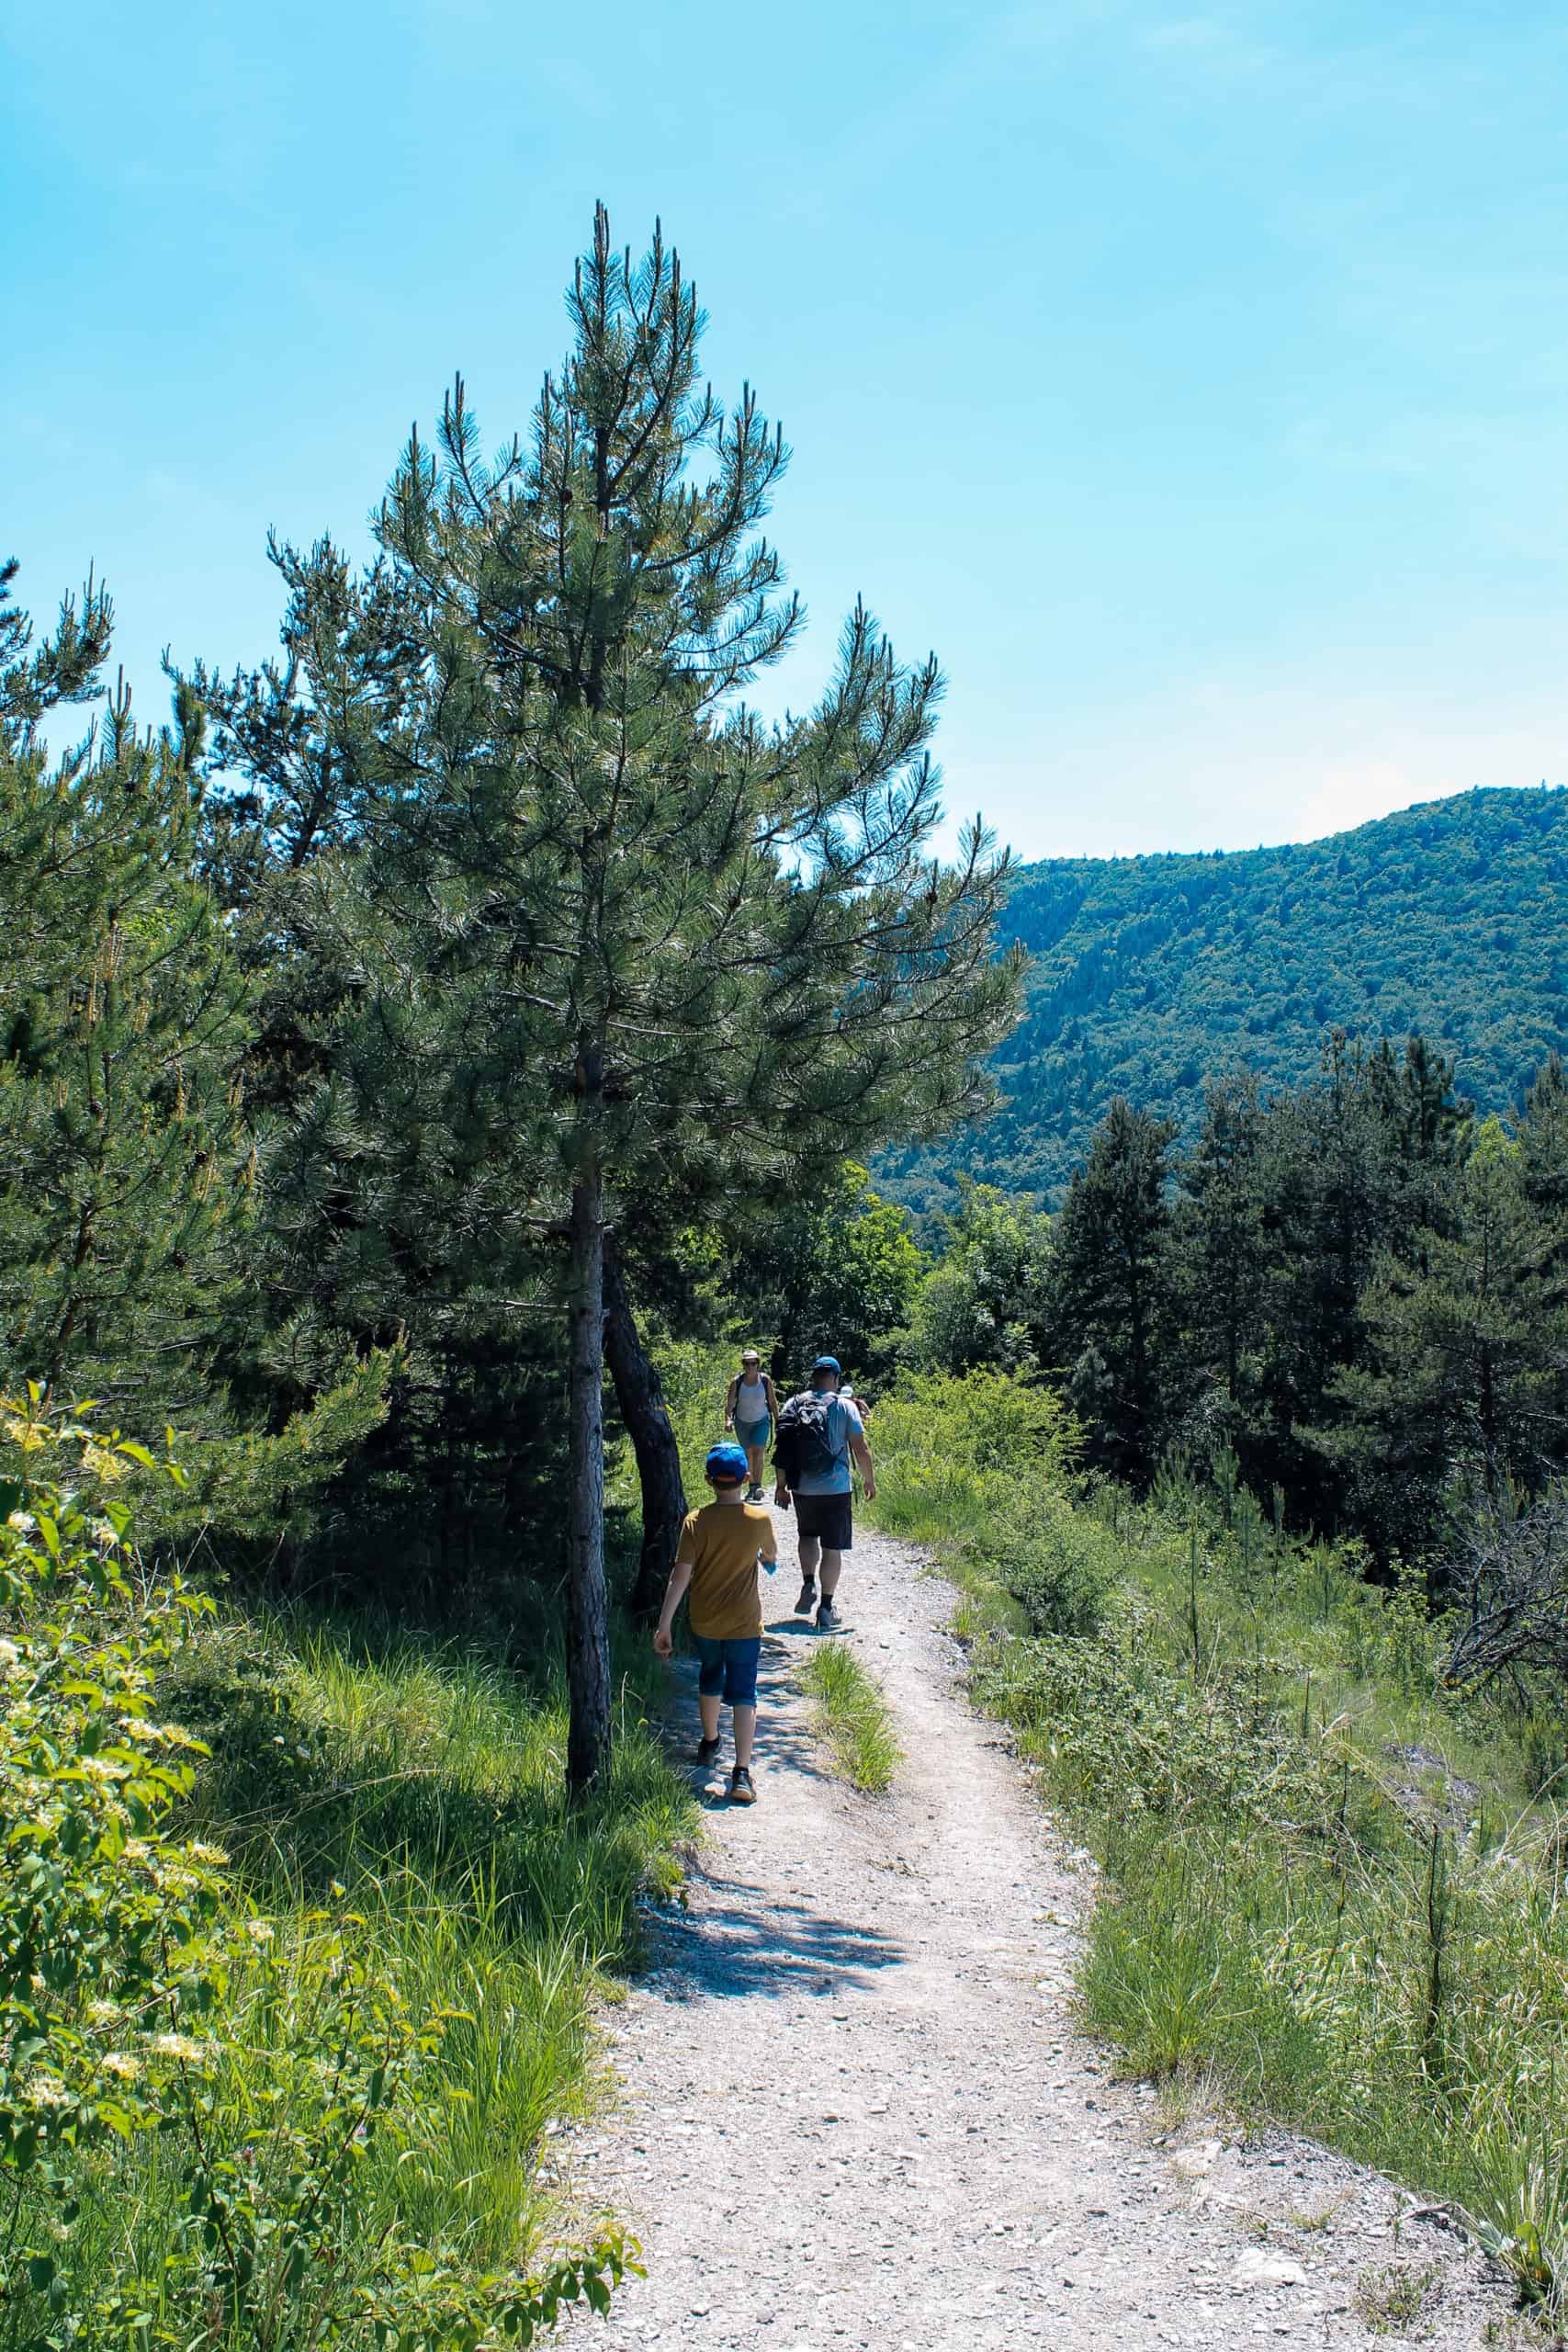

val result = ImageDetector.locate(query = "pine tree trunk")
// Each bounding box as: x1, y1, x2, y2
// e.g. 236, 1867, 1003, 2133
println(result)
565, 1161, 611, 1793
603, 1238, 687, 1621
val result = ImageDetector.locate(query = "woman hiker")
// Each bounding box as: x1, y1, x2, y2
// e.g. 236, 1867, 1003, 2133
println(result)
724, 1348, 778, 1502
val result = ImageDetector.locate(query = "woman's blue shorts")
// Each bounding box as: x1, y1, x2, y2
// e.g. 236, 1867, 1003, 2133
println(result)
734, 1416, 772, 1451
692, 1634, 761, 1707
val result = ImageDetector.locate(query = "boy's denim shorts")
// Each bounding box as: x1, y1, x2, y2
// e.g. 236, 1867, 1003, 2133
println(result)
692, 1634, 761, 1707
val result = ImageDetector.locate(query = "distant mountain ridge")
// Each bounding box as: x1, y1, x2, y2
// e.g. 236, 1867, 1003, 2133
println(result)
879, 785, 1568, 1216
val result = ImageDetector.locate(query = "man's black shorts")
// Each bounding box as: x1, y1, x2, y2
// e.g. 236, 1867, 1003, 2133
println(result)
792, 1490, 852, 1551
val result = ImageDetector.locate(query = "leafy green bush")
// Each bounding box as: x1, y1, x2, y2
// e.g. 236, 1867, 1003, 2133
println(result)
874, 1367, 1077, 1486
972, 1610, 1361, 1830
996, 1498, 1122, 1640
0, 1396, 657, 2350
0, 1394, 223, 2191
868, 1368, 1112, 1634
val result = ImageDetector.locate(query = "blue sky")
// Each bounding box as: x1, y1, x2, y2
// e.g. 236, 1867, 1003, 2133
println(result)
6, 0, 1568, 861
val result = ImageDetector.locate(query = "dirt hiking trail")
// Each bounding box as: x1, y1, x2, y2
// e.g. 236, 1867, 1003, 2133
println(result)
562, 1531, 1511, 2350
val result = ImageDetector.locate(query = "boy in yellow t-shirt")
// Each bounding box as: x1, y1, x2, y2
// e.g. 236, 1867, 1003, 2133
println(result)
653, 1442, 778, 1804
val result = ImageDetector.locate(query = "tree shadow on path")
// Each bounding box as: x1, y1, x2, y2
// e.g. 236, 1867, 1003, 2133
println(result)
648, 1869, 905, 2002
644, 1635, 907, 2002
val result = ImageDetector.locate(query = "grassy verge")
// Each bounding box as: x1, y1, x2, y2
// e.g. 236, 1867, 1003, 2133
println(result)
165, 1613, 693, 1956
1, 1402, 700, 2349
801, 1642, 901, 1793
45, 1609, 694, 2347
866, 1369, 1568, 2316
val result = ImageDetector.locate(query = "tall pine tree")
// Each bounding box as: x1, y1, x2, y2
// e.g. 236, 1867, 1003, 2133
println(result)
0, 564, 254, 1418
1318, 1118, 1566, 1562
1047, 1097, 1177, 1484
213, 211, 1023, 1786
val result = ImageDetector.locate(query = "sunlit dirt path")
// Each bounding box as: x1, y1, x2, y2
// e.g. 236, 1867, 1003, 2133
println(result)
560, 1531, 1506, 2351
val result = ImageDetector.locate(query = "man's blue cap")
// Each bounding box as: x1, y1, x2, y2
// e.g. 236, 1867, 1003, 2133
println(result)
705, 1442, 750, 1483
811, 1354, 841, 1376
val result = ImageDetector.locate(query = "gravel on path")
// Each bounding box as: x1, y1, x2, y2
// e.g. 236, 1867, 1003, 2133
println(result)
559, 1529, 1514, 2350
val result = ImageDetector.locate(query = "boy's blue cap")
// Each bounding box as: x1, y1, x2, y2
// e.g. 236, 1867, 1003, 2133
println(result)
811, 1353, 841, 1375
705, 1442, 750, 1483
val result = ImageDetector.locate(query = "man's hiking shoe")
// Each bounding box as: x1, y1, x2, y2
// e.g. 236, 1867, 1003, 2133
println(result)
816, 1600, 842, 1634
695, 1735, 722, 1768
795, 1578, 818, 1615
728, 1767, 757, 1805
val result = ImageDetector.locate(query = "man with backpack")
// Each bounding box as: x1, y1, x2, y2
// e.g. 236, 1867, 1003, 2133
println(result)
772, 1354, 875, 1633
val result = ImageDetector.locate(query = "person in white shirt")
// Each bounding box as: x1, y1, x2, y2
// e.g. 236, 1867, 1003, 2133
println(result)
724, 1348, 779, 1502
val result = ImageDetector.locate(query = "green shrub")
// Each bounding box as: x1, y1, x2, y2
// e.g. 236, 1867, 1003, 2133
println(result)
874, 1367, 1078, 1487
995, 1493, 1121, 1639
0, 1396, 670, 2350
867, 1368, 1114, 1633
972, 1609, 1366, 1833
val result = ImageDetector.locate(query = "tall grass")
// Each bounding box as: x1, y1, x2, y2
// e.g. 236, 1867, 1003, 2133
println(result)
867, 1367, 1568, 2315
801, 1643, 901, 1794
166, 1617, 692, 1955
25, 1610, 702, 2346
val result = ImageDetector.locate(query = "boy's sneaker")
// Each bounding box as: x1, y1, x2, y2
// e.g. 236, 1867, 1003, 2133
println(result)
695, 1736, 721, 1767
795, 1577, 818, 1615
728, 1766, 757, 1805
816, 1600, 842, 1634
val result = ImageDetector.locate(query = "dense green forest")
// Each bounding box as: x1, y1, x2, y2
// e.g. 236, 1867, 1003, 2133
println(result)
879, 784, 1568, 1216
911, 1038, 1568, 1572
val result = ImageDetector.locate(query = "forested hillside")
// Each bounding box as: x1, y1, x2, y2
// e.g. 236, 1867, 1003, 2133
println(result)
879, 784, 1568, 1212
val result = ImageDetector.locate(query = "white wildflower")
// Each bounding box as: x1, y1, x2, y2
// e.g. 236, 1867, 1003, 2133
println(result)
149, 2033, 209, 2065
